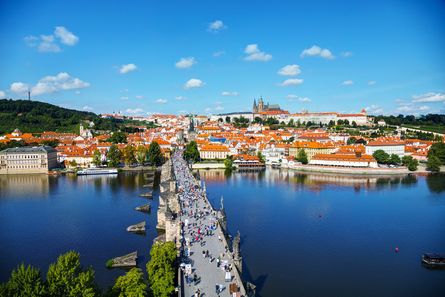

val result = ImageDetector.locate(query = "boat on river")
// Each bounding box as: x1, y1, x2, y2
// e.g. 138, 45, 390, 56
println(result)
422, 253, 445, 268
77, 168, 118, 175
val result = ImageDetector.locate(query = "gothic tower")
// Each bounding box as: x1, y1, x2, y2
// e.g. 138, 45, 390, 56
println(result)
252, 98, 257, 113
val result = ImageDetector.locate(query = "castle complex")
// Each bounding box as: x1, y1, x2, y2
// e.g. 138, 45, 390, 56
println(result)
252, 97, 283, 113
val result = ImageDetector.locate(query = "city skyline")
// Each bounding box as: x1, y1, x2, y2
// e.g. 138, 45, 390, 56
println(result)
1, 0, 445, 116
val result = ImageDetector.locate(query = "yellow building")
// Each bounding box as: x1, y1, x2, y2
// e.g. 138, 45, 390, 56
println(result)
288, 141, 336, 160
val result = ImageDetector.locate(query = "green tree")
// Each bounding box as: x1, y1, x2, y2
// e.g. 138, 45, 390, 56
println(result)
123, 145, 136, 166
92, 149, 102, 167
287, 119, 295, 127
107, 144, 122, 167
401, 155, 418, 171
347, 137, 357, 145
41, 139, 60, 148
428, 142, 445, 165
225, 116, 231, 123
257, 151, 265, 163
297, 149, 308, 164
112, 268, 147, 297
146, 242, 177, 297
427, 155, 441, 172
147, 141, 164, 166
407, 159, 419, 171
253, 117, 263, 124
69, 160, 78, 168
372, 150, 389, 164
3, 264, 47, 297
352, 121, 357, 128
389, 154, 401, 165
183, 141, 200, 163
224, 157, 234, 169
108, 131, 127, 144
135, 145, 148, 164
46, 251, 97, 297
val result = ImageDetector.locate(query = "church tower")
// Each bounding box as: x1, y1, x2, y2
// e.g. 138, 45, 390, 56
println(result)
252, 98, 258, 113
258, 97, 264, 112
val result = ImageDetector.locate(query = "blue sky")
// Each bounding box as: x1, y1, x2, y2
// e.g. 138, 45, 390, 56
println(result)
1, 0, 444, 116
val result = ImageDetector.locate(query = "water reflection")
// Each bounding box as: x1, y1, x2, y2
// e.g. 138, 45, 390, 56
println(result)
198, 168, 421, 192
0, 174, 58, 198
426, 173, 445, 194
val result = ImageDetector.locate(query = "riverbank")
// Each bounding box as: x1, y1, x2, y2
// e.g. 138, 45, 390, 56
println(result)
287, 165, 407, 175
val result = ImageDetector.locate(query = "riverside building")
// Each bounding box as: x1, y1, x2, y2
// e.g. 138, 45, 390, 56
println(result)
0, 146, 58, 174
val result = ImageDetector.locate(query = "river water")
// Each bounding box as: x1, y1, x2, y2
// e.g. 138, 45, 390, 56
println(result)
0, 172, 159, 289
201, 169, 445, 297
0, 170, 444, 296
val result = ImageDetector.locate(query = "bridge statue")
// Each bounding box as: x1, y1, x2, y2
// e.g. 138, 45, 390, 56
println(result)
232, 230, 242, 273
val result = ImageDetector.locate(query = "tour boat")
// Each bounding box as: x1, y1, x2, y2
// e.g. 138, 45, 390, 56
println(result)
421, 253, 445, 268
77, 168, 118, 175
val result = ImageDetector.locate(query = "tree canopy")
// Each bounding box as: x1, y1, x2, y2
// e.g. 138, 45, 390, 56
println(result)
183, 141, 200, 163
147, 141, 164, 166
297, 149, 308, 164
146, 242, 177, 297
111, 268, 147, 297
107, 144, 122, 167
372, 150, 390, 164
0, 99, 121, 134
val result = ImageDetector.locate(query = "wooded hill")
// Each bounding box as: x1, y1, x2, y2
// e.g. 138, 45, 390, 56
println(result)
0, 99, 121, 134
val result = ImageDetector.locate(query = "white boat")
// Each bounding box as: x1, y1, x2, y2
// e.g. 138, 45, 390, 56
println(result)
77, 168, 118, 175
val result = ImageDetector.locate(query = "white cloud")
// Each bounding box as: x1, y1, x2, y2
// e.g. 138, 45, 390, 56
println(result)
341, 51, 353, 57
396, 104, 415, 113
300, 45, 334, 59
119, 63, 137, 74
54, 26, 78, 46
0, 90, 6, 97
244, 44, 272, 62
156, 98, 167, 104
365, 105, 383, 114
213, 51, 225, 57
75, 90, 81, 95
24, 26, 78, 53
221, 91, 238, 96
30, 72, 90, 95
82, 105, 93, 111
278, 64, 301, 76
368, 80, 377, 86
208, 20, 226, 32
278, 78, 304, 87
135, 95, 144, 99
175, 96, 187, 101
342, 80, 353, 86
175, 57, 197, 69
215, 105, 224, 111
120, 96, 129, 100
10, 82, 29, 94
412, 92, 445, 103
287, 94, 311, 102
184, 78, 204, 89
126, 108, 144, 114
419, 105, 430, 111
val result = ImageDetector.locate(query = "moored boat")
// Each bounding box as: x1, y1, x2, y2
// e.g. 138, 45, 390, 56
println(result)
422, 253, 445, 268
77, 168, 118, 175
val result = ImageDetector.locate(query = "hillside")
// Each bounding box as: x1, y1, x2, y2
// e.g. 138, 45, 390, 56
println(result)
0, 99, 120, 134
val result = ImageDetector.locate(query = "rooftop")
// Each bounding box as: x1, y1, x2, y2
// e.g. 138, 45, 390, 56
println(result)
0, 146, 57, 154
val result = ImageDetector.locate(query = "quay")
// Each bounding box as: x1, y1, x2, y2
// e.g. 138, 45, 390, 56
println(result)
156, 150, 255, 297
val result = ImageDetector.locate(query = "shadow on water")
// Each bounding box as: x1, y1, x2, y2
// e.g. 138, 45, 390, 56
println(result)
426, 173, 445, 194
241, 254, 268, 297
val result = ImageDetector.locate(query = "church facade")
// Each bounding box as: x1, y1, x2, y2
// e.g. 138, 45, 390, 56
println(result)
252, 97, 283, 113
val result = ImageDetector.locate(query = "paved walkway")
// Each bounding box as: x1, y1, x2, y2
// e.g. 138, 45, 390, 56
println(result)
173, 151, 241, 297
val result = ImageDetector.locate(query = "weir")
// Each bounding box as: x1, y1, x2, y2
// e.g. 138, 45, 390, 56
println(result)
156, 150, 255, 297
